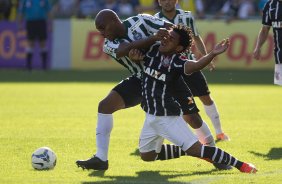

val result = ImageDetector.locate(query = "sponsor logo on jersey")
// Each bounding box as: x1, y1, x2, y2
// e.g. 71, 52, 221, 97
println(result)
133, 31, 143, 40
272, 21, 282, 28
187, 97, 194, 105
161, 56, 171, 67
103, 45, 116, 55
144, 67, 166, 82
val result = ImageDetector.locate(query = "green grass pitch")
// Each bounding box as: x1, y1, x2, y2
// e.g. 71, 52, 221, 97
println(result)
0, 70, 281, 184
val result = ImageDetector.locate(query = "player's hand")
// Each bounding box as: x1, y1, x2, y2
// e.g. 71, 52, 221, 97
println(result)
155, 28, 170, 41
253, 48, 261, 60
129, 49, 144, 63
212, 38, 230, 55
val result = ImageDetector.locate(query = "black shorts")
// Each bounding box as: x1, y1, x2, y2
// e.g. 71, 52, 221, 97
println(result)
112, 75, 142, 108
171, 77, 199, 115
183, 71, 210, 97
26, 20, 47, 41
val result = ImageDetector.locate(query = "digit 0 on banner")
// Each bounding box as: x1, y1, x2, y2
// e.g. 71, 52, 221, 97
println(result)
196, 21, 274, 69
71, 20, 123, 70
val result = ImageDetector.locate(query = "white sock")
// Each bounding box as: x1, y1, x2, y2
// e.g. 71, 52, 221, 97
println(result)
194, 121, 215, 146
95, 113, 113, 161
204, 102, 223, 135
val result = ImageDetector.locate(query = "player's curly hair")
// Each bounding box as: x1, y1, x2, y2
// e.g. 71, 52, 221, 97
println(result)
172, 24, 193, 52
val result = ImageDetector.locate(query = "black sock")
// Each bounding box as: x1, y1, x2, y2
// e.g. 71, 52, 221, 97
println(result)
27, 52, 33, 70
41, 51, 48, 70
156, 144, 186, 161
202, 145, 243, 170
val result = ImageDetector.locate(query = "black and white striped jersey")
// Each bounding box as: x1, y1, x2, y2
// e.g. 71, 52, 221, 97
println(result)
103, 14, 168, 77
155, 9, 198, 60
262, 0, 282, 64
141, 43, 193, 116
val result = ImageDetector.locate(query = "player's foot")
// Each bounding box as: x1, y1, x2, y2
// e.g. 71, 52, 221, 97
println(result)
76, 155, 108, 170
216, 133, 230, 141
240, 163, 257, 173
213, 163, 233, 170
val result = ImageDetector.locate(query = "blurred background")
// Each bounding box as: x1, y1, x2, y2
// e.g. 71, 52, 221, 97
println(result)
0, 0, 274, 83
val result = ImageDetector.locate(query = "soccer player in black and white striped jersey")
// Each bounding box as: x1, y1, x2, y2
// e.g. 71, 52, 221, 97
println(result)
76, 9, 221, 171
129, 25, 256, 173
254, 0, 282, 86
155, 0, 230, 141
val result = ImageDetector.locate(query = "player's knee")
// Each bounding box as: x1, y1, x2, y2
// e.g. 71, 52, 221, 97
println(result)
98, 99, 114, 114
140, 152, 157, 162
183, 113, 202, 129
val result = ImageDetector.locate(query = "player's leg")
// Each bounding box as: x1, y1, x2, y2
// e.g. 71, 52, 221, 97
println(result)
38, 20, 48, 70
185, 142, 257, 173
173, 83, 215, 147
156, 116, 257, 173
25, 21, 35, 71
199, 95, 229, 141
184, 71, 229, 141
76, 76, 142, 170
139, 113, 165, 161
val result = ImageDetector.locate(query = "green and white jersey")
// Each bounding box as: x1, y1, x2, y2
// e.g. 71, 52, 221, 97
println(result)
155, 9, 198, 60
103, 14, 168, 78
154, 9, 199, 37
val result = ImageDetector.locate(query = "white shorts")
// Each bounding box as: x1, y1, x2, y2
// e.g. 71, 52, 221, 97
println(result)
139, 113, 198, 153
274, 64, 282, 86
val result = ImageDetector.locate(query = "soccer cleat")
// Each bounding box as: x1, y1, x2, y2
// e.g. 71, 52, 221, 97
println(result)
240, 163, 257, 173
216, 133, 230, 141
76, 155, 108, 170
213, 163, 233, 170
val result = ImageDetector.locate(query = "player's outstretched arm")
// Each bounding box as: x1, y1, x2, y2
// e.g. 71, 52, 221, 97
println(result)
184, 39, 229, 75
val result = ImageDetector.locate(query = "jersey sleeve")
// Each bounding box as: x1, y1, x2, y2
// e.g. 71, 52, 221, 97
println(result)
262, 2, 271, 26
184, 12, 199, 36
103, 39, 121, 58
139, 14, 168, 34
172, 55, 188, 75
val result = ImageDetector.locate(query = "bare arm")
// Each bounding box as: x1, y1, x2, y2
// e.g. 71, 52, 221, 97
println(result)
193, 35, 216, 71
253, 25, 271, 60
185, 39, 229, 75
116, 28, 169, 58
116, 36, 158, 58
193, 35, 207, 55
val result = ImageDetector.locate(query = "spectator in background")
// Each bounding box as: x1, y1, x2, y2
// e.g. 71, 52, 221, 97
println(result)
18, 0, 52, 70
102, 0, 119, 13
118, 0, 134, 18
77, 0, 101, 19
204, 0, 225, 15
0, 0, 12, 20
216, 0, 255, 22
52, 0, 79, 18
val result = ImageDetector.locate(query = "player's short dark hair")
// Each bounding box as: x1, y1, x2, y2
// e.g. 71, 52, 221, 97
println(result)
172, 24, 193, 52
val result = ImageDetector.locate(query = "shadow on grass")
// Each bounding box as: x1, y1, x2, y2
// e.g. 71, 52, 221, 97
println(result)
82, 170, 218, 184
249, 147, 282, 160
0, 69, 274, 84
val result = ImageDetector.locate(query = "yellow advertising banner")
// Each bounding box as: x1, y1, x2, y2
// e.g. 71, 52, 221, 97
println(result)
71, 20, 121, 70
196, 21, 274, 70
71, 20, 274, 70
